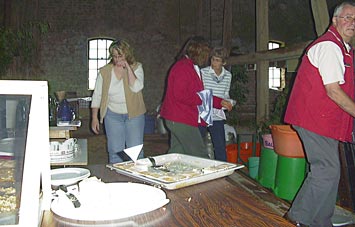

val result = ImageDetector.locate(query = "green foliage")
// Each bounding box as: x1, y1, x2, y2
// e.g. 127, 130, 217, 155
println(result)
226, 65, 249, 126
257, 86, 289, 134
0, 22, 49, 75
229, 65, 249, 104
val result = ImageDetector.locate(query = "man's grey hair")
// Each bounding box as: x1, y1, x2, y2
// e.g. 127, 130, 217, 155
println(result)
333, 1, 355, 17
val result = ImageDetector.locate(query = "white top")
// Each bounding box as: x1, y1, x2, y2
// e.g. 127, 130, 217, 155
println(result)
307, 41, 351, 85
201, 66, 232, 121
201, 66, 231, 99
91, 64, 144, 114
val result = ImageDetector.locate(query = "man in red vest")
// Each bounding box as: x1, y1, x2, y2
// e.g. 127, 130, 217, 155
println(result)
284, 2, 355, 227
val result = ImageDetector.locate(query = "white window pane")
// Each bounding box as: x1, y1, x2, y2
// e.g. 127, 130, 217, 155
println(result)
98, 49, 107, 59
268, 42, 280, 50
88, 38, 114, 90
89, 49, 97, 59
97, 39, 106, 48
98, 60, 107, 68
89, 60, 97, 70
89, 70, 98, 80
89, 40, 97, 49
269, 67, 281, 89
268, 43, 273, 50
274, 68, 281, 79
269, 67, 274, 77
88, 78, 96, 90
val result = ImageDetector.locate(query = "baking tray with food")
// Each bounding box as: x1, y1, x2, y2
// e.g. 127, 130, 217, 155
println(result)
106, 153, 244, 190
0, 168, 18, 225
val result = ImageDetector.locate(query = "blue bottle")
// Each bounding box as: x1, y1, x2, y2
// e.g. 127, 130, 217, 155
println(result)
57, 99, 73, 122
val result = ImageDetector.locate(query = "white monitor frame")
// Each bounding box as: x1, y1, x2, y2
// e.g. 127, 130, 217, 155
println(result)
0, 80, 51, 227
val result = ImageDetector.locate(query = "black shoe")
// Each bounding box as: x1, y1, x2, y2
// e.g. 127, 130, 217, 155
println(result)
283, 213, 308, 227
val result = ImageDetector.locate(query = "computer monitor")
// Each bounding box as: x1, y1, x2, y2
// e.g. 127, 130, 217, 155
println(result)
0, 80, 50, 227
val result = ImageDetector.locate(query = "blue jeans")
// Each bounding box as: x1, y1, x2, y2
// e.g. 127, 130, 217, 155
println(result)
199, 121, 227, 161
104, 109, 145, 164
208, 120, 227, 161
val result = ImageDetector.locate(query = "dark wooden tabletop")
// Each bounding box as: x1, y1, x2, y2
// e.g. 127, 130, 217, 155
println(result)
41, 164, 294, 227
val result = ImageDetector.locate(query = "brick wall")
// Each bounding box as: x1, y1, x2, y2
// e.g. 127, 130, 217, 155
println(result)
2, 0, 335, 132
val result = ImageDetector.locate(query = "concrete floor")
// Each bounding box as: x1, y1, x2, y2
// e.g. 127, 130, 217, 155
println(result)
73, 132, 169, 165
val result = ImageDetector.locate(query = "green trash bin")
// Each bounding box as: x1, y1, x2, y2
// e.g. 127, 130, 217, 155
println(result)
248, 157, 260, 179
273, 155, 307, 201
257, 147, 278, 189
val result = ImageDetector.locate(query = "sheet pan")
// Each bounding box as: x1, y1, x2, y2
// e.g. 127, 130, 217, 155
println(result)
106, 153, 244, 190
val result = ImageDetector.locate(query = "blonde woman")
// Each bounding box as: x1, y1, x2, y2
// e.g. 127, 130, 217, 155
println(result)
91, 39, 146, 163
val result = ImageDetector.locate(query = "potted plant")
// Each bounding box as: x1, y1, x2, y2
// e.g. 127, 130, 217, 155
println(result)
257, 86, 289, 149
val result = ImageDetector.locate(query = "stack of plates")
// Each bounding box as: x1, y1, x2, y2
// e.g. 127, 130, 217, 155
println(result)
49, 142, 76, 164
50, 150, 74, 163
50, 168, 91, 186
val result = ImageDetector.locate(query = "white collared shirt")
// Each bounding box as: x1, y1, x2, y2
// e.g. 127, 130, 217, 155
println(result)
307, 41, 349, 85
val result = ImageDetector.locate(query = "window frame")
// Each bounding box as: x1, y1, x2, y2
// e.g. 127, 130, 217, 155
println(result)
87, 37, 114, 90
268, 40, 285, 91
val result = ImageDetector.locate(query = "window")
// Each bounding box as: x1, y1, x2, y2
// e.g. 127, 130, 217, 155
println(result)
268, 42, 280, 50
268, 41, 285, 90
88, 38, 114, 90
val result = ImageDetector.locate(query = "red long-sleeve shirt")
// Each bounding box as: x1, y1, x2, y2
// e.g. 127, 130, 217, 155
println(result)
160, 57, 223, 127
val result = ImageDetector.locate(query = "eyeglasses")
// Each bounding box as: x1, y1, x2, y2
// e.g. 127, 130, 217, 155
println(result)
337, 15, 355, 23
111, 54, 123, 58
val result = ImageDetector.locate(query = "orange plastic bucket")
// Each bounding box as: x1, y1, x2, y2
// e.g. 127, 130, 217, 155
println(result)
226, 143, 261, 164
270, 125, 305, 158
239, 142, 261, 164
226, 144, 237, 163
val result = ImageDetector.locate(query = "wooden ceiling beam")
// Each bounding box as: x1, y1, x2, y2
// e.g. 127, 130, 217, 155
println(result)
228, 0, 329, 65
227, 40, 311, 65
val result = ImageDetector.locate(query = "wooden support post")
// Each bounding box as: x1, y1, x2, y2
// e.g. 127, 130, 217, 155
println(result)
256, 0, 269, 122
310, 0, 330, 36
222, 0, 232, 52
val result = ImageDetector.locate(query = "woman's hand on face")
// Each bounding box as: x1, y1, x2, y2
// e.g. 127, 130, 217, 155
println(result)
115, 60, 128, 69
221, 99, 233, 111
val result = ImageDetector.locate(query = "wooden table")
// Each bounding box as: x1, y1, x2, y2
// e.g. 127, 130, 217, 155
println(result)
41, 165, 294, 227
49, 126, 77, 139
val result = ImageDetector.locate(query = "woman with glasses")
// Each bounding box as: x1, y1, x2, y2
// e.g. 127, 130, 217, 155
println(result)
200, 47, 233, 161
91, 39, 146, 164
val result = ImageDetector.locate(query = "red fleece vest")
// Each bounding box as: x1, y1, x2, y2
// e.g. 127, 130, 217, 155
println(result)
284, 26, 354, 142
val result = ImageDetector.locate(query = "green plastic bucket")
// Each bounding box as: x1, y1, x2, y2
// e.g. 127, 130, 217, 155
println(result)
273, 155, 307, 201
248, 157, 260, 179
257, 147, 278, 189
